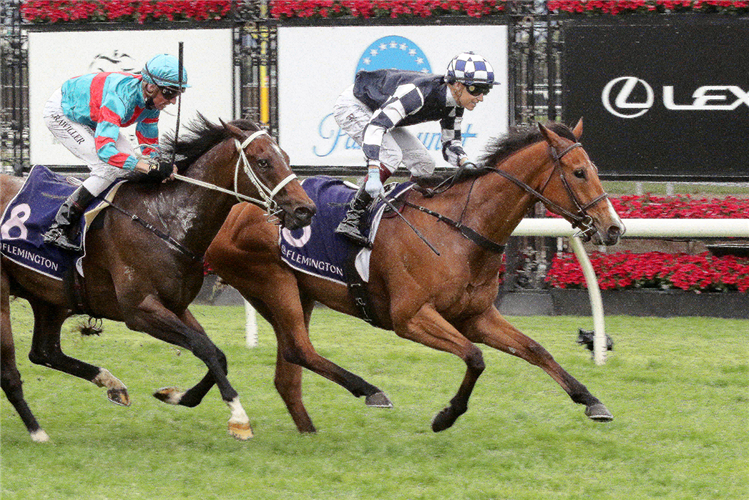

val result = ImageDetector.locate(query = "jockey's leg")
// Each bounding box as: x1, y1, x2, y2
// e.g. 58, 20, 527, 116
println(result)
335, 184, 374, 248
42, 184, 96, 251
335, 161, 394, 248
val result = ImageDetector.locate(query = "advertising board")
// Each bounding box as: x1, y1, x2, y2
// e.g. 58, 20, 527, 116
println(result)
28, 28, 234, 166
277, 24, 509, 168
563, 18, 749, 181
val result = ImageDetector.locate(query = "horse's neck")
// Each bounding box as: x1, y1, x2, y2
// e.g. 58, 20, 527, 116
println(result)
463, 142, 551, 246
126, 141, 239, 255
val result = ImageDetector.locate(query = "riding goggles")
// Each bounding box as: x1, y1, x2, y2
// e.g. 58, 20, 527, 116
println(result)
159, 86, 183, 100
465, 84, 492, 96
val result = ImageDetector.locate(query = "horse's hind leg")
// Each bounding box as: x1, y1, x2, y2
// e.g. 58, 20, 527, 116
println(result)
27, 299, 130, 406
1, 271, 49, 442
465, 307, 612, 421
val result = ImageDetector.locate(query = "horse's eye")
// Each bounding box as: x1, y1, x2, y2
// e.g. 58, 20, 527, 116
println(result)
573, 169, 586, 179
257, 159, 271, 170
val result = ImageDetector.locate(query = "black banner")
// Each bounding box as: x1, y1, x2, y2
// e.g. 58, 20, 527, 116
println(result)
562, 17, 749, 181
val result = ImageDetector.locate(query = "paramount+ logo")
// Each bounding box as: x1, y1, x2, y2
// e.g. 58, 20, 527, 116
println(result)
601, 76, 749, 119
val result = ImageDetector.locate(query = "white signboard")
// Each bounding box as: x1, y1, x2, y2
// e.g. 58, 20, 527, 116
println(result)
28, 28, 233, 165
277, 25, 509, 167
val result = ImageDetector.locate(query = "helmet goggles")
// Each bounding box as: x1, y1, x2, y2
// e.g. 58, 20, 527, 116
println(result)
159, 86, 183, 100
464, 83, 492, 96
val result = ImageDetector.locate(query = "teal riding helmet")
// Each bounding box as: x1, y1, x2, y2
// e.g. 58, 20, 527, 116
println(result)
141, 54, 190, 90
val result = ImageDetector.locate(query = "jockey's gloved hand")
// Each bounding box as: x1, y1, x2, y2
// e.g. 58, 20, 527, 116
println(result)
146, 158, 174, 181
364, 165, 384, 197
461, 160, 478, 170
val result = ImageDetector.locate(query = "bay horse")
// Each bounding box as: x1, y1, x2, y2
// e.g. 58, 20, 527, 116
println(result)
0, 115, 316, 442
204, 119, 624, 433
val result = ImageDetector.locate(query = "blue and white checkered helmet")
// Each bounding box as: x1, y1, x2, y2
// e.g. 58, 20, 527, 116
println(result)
141, 54, 190, 90
445, 52, 495, 86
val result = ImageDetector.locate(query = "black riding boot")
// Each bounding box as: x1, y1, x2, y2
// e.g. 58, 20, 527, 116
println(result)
335, 186, 373, 248
43, 185, 96, 252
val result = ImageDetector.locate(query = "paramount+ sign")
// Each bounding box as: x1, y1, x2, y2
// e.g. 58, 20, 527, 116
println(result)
562, 18, 749, 181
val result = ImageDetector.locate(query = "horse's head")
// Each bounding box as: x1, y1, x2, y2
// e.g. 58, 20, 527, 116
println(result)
221, 120, 316, 230
537, 119, 624, 245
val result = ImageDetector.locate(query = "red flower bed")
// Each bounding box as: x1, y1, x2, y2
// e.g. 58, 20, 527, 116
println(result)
270, 0, 505, 19
547, 0, 749, 15
543, 194, 749, 292
20, 0, 232, 24
546, 251, 749, 292
547, 194, 749, 218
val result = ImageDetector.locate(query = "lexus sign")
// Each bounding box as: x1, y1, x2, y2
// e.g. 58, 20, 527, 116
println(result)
563, 18, 749, 181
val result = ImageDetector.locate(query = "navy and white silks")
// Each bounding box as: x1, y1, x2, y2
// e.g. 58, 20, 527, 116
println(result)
333, 70, 468, 178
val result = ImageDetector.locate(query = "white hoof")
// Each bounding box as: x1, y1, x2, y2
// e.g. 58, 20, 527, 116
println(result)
31, 429, 50, 443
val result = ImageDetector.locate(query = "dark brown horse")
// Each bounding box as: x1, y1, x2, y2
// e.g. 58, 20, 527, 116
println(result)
0, 116, 316, 442
205, 119, 624, 433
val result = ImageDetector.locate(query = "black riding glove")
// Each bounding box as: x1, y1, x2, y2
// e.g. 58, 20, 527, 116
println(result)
146, 158, 173, 181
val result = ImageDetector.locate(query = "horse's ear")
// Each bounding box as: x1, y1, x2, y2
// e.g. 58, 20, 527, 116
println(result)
538, 122, 564, 149
220, 118, 244, 140
572, 118, 583, 140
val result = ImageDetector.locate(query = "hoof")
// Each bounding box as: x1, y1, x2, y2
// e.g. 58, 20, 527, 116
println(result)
107, 388, 131, 407
585, 403, 613, 422
30, 429, 51, 443
153, 387, 184, 405
228, 421, 254, 441
431, 407, 455, 433
365, 391, 393, 408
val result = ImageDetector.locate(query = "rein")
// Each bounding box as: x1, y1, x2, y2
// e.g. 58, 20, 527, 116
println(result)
404, 141, 609, 251
173, 130, 297, 215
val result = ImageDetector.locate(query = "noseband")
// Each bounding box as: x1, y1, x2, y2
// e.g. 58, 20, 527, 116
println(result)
490, 141, 609, 239
233, 130, 297, 218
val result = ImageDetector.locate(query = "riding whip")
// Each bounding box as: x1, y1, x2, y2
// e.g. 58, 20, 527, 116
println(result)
378, 194, 440, 256
169, 41, 184, 168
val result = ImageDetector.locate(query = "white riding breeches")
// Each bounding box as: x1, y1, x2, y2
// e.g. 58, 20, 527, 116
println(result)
333, 85, 436, 178
43, 88, 136, 197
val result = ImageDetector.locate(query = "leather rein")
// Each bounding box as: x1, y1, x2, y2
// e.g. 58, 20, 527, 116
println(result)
403, 142, 609, 253
105, 130, 297, 262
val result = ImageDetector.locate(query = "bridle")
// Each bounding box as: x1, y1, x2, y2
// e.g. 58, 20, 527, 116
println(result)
489, 141, 609, 240
174, 129, 297, 220
402, 140, 610, 252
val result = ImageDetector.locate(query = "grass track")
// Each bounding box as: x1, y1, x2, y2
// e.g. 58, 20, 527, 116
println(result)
2, 301, 747, 499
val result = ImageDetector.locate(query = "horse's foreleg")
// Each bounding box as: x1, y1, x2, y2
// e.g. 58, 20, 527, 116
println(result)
126, 295, 252, 440
1, 271, 49, 442
464, 306, 612, 422
26, 299, 130, 407
394, 304, 485, 432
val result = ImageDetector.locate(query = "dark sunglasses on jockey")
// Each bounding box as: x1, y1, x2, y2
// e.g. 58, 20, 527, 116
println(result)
159, 86, 183, 100
465, 83, 492, 96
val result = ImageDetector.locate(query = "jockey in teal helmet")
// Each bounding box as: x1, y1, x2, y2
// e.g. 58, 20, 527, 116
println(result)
41, 53, 188, 251
141, 54, 190, 109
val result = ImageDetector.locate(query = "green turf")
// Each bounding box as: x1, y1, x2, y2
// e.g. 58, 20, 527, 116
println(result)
2, 301, 747, 499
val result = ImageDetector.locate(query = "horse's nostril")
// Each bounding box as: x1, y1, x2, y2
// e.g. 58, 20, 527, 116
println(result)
295, 206, 316, 221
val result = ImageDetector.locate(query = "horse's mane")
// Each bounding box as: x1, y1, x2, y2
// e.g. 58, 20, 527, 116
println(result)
161, 113, 261, 173
414, 121, 577, 188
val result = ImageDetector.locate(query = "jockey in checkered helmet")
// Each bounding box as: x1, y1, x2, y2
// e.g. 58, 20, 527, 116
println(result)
332, 50, 497, 248
445, 51, 496, 94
